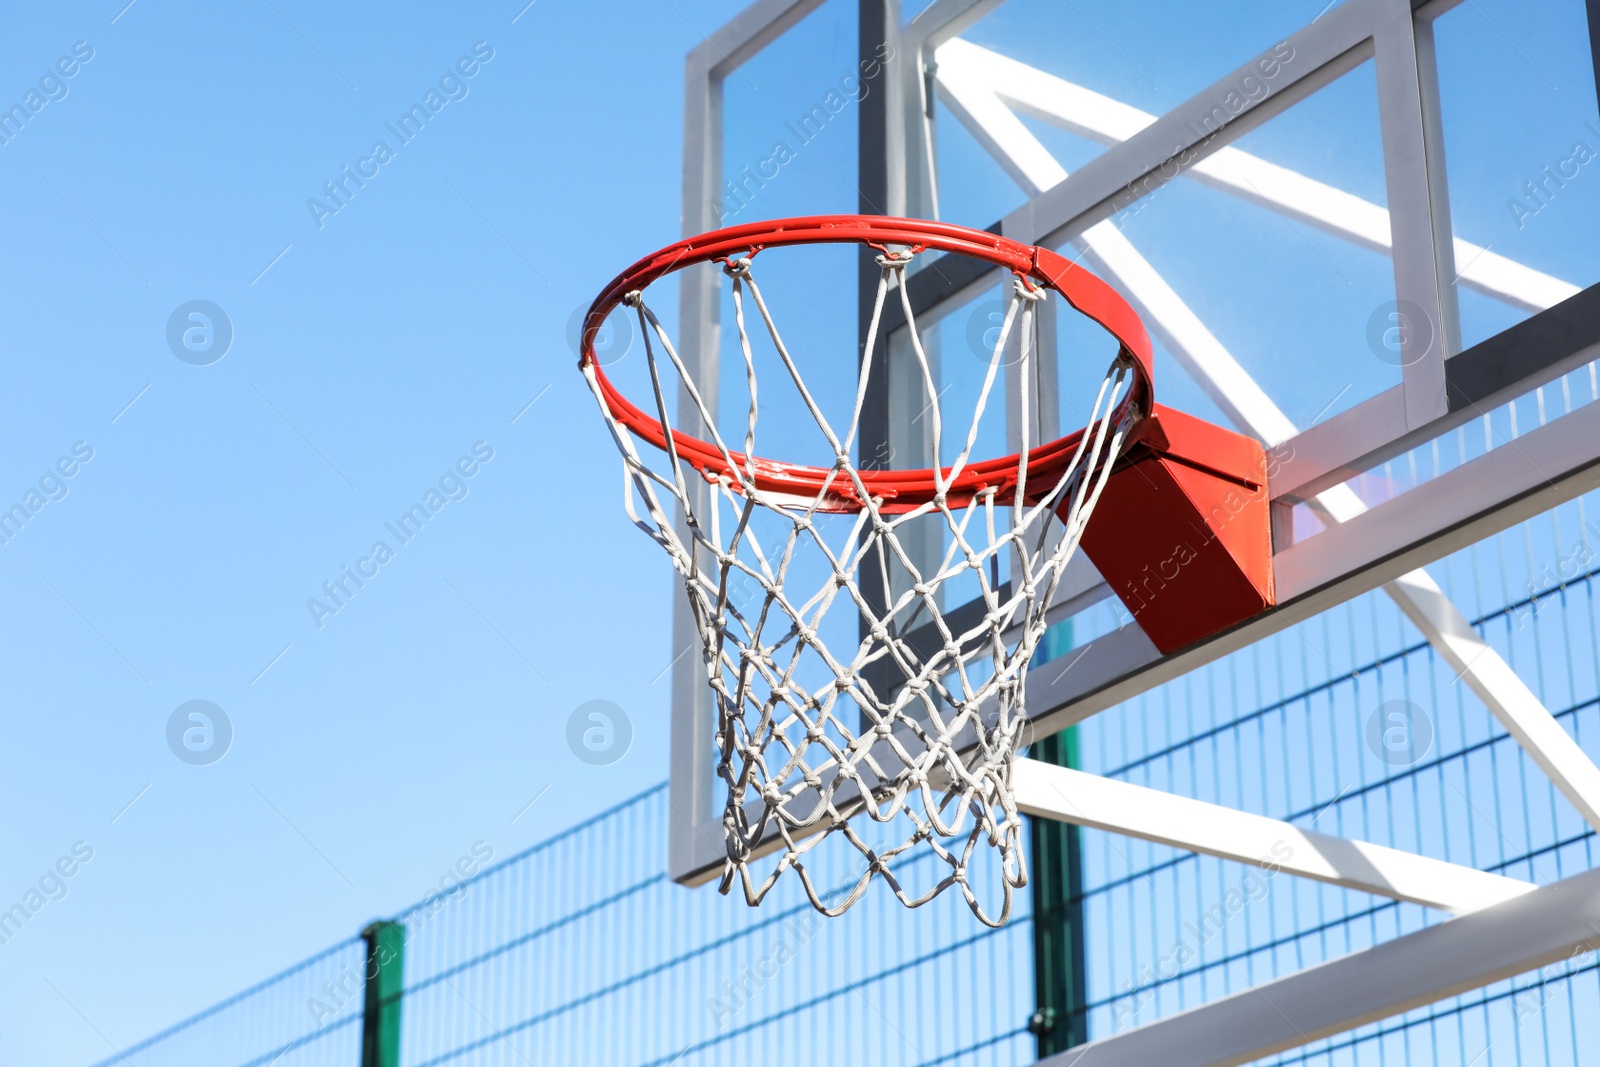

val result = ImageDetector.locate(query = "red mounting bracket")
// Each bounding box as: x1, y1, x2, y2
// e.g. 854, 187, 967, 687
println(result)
1075, 405, 1277, 654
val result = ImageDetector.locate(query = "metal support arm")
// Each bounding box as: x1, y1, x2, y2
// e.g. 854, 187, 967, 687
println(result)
1013, 758, 1535, 915
1039, 865, 1600, 1067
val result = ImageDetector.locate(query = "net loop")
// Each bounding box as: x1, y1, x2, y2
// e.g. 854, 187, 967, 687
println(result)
1013, 275, 1046, 302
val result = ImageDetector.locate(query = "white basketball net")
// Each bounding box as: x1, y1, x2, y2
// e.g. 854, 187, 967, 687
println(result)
583, 247, 1135, 926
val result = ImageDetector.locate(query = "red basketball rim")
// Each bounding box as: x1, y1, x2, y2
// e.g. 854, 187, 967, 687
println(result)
580, 215, 1154, 513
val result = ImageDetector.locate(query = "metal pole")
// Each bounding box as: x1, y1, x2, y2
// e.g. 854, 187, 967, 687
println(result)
1029, 624, 1088, 1056
1029, 725, 1088, 1055
360, 921, 406, 1067
858, 0, 897, 701
1588, 0, 1600, 115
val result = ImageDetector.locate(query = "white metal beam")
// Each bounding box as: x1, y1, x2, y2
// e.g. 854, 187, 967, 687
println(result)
688, 0, 827, 77
1013, 759, 1535, 914
670, 19, 726, 886
1372, 0, 1454, 425
900, 0, 1004, 54
935, 52, 1600, 836
1038, 864, 1600, 1067
672, 0, 834, 884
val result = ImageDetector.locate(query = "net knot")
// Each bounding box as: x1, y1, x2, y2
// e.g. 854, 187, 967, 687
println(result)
1012, 276, 1046, 302
874, 250, 915, 270
720, 257, 753, 278
622, 289, 643, 308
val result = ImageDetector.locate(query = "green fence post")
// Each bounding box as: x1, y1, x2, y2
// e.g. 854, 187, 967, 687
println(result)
360, 921, 405, 1067
1029, 726, 1089, 1056
1028, 624, 1088, 1057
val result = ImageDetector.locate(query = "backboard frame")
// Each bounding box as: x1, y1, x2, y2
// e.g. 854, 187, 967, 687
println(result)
657, 0, 1600, 1059
670, 0, 1600, 883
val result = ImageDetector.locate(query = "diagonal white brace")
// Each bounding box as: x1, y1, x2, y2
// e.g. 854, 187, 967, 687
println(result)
1385, 569, 1600, 830
1013, 758, 1535, 914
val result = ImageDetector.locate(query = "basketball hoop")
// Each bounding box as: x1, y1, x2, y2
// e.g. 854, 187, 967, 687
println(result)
579, 216, 1154, 926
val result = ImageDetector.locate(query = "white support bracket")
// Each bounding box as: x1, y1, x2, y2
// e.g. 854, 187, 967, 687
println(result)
1039, 864, 1600, 1067
1013, 758, 1535, 915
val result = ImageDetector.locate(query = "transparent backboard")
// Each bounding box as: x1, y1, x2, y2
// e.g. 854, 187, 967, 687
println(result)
665, 0, 1600, 887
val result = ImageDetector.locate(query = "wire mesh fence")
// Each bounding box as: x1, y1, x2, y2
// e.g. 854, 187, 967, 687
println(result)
91, 936, 367, 1067
90, 483, 1600, 1067
1067, 476, 1600, 1064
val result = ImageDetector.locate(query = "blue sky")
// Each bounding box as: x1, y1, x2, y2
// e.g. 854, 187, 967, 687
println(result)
2, 1, 1597, 1065
0, 2, 752, 1063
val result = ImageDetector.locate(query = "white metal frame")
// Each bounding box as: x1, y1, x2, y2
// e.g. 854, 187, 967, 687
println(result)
670, 1, 1600, 1063
668, 0, 825, 889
